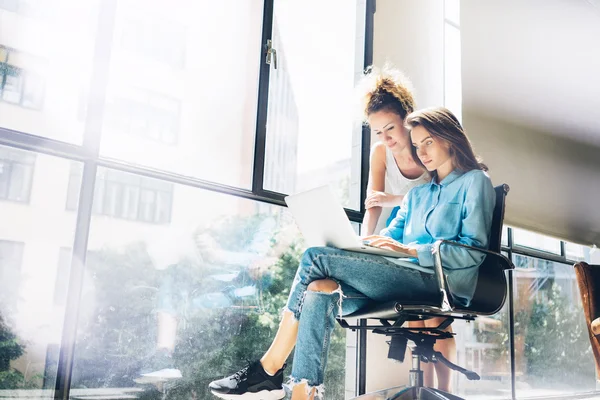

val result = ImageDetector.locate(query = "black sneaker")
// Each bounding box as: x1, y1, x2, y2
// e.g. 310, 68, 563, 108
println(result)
209, 361, 286, 399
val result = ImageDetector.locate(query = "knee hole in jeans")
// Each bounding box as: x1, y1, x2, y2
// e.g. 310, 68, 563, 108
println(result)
307, 279, 339, 293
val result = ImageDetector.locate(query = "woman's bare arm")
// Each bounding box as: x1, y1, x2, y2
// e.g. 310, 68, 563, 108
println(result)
362, 143, 386, 236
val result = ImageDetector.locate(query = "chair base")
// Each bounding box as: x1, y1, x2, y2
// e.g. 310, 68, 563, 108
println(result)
351, 386, 465, 400
387, 386, 465, 400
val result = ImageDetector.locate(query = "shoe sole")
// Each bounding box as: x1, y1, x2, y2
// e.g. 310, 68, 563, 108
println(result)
210, 389, 285, 400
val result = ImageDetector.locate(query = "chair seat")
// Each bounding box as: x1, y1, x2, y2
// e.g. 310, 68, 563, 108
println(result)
343, 298, 443, 320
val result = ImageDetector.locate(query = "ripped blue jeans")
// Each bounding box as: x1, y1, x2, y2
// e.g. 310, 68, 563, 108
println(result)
284, 247, 439, 397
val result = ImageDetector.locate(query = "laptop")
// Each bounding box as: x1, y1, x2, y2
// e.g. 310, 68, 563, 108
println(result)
284, 185, 411, 258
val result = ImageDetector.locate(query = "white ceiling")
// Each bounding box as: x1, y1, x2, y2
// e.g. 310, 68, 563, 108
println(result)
460, 0, 600, 246
462, 0, 600, 147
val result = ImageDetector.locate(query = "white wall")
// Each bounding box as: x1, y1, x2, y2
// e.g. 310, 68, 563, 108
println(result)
372, 0, 444, 109
463, 110, 600, 246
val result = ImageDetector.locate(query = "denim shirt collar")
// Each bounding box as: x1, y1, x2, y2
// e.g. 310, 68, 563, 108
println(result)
430, 169, 463, 187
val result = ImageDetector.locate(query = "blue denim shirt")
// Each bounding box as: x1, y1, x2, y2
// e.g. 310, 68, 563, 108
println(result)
380, 169, 496, 306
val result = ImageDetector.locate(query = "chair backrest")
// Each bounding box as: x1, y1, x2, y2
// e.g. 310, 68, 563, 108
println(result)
457, 184, 511, 315
488, 184, 510, 253
573, 262, 600, 377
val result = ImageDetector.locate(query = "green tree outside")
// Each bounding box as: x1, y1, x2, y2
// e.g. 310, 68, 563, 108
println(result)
69, 213, 347, 399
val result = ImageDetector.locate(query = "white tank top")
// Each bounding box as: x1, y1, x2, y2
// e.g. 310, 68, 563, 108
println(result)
370, 146, 429, 234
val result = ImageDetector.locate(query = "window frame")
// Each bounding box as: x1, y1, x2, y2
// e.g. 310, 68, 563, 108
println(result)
0, 2, 375, 398
1, 2, 599, 399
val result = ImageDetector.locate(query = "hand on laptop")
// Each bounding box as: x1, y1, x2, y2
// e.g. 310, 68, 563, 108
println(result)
361, 235, 417, 257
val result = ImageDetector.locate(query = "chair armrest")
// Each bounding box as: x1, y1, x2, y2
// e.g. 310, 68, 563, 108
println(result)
432, 240, 515, 312
592, 317, 600, 336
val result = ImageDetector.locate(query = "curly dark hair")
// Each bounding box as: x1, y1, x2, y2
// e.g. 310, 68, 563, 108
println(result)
357, 64, 416, 122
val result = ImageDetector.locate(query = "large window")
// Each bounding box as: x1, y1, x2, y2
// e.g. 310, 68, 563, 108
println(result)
68, 176, 348, 399
454, 303, 512, 399
0, 146, 35, 203
453, 226, 598, 400
0, 2, 99, 143
98, 0, 266, 188
0, 1, 371, 398
513, 227, 562, 255
513, 254, 596, 397
0, 151, 80, 395
263, 0, 366, 209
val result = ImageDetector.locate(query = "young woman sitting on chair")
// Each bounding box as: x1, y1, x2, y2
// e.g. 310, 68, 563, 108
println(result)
208, 106, 496, 400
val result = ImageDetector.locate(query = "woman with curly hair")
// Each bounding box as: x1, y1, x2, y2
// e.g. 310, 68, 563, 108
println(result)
208, 86, 495, 399
357, 65, 429, 237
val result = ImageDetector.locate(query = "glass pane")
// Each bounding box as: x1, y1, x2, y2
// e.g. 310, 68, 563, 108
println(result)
71, 174, 348, 398
565, 242, 599, 263
98, 0, 265, 188
263, 0, 366, 210
444, 0, 460, 25
501, 225, 508, 247
65, 165, 174, 224
444, 23, 462, 122
513, 254, 596, 397
454, 302, 511, 399
0, 146, 35, 203
0, 3, 100, 143
513, 227, 561, 254
0, 145, 80, 397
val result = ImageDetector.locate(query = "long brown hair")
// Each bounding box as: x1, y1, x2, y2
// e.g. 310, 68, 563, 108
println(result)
405, 107, 488, 178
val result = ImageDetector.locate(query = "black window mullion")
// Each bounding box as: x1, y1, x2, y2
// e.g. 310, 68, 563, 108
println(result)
356, 0, 376, 396
251, 0, 275, 196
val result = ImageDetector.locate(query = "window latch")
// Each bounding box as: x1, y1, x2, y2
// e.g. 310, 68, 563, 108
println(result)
266, 39, 278, 69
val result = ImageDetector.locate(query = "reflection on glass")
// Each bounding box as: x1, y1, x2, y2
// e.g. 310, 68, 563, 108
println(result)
66, 164, 173, 224
565, 242, 595, 263
0, 145, 78, 397
0, 146, 35, 203
513, 254, 596, 397
513, 227, 561, 254
263, 0, 365, 210
0, 2, 99, 143
71, 174, 346, 399
98, 0, 264, 189
454, 303, 511, 399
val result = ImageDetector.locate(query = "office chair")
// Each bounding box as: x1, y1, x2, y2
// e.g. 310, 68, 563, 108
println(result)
338, 184, 514, 400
